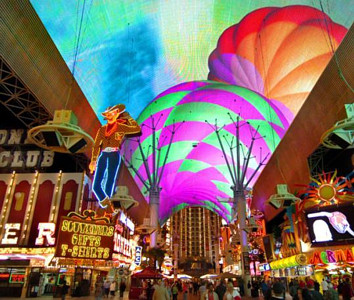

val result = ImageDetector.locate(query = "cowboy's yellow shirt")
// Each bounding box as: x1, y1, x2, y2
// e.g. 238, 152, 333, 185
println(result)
91, 118, 141, 161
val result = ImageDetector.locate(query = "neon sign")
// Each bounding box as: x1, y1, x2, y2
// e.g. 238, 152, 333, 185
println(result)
259, 263, 270, 272
134, 246, 142, 266
55, 218, 115, 260
9, 273, 25, 283
1, 223, 56, 245
119, 211, 135, 232
89, 104, 141, 208
1, 223, 21, 244
35, 223, 56, 245
0, 129, 54, 168
113, 232, 132, 257
0, 273, 10, 281
309, 248, 354, 265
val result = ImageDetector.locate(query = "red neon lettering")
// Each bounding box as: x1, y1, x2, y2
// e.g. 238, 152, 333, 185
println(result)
310, 252, 322, 265
335, 250, 346, 262
345, 249, 354, 262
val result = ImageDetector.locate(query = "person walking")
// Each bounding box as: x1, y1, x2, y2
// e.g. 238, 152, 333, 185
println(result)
307, 280, 323, 300
110, 281, 116, 297
193, 282, 199, 295
152, 279, 170, 300
183, 282, 188, 300
270, 282, 285, 300
189, 282, 193, 294
325, 281, 339, 300
202, 282, 219, 300
223, 284, 240, 300
95, 280, 104, 300
172, 282, 179, 300
104, 280, 111, 298
289, 280, 299, 298
215, 280, 226, 300
341, 277, 353, 300
119, 281, 126, 299
199, 281, 207, 300
322, 278, 329, 297
165, 281, 172, 299
61, 281, 69, 300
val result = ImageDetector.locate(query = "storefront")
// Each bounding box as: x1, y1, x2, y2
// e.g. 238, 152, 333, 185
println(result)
0, 247, 56, 297
268, 253, 312, 290
307, 246, 354, 289
0, 262, 28, 297
0, 129, 147, 298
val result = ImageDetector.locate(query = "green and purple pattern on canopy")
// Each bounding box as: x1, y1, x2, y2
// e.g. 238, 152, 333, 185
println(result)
123, 81, 292, 222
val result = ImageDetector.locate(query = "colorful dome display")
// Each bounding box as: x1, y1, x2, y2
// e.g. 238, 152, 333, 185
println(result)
208, 5, 347, 114
123, 81, 292, 222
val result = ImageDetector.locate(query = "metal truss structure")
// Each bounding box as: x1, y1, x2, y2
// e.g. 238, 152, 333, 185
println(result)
123, 114, 182, 247
0, 56, 51, 128
207, 113, 269, 296
307, 145, 329, 177
0, 56, 88, 171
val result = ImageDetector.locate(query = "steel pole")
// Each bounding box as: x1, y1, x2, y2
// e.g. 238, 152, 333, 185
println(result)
173, 243, 178, 281
149, 189, 160, 247
234, 188, 251, 297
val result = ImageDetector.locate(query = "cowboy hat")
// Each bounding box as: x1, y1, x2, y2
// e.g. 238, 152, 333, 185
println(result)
101, 104, 126, 116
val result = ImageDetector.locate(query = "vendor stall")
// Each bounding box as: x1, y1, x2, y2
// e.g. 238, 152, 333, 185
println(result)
129, 267, 162, 300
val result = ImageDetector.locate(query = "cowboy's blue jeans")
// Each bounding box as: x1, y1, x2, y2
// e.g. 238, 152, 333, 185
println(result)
92, 151, 121, 205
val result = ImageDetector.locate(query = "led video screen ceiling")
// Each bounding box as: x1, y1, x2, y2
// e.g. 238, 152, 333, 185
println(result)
31, 0, 351, 222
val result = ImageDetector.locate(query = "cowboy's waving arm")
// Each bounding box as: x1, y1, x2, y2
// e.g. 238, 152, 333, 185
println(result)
120, 112, 141, 135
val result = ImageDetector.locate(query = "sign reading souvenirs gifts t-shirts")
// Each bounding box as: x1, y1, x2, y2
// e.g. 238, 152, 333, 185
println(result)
0, 129, 54, 169
305, 204, 354, 246
55, 211, 115, 260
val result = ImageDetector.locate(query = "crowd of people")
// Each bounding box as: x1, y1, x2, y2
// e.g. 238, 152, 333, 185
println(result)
94, 277, 126, 300
137, 278, 241, 300
257, 276, 353, 300
135, 276, 353, 300
83, 274, 354, 300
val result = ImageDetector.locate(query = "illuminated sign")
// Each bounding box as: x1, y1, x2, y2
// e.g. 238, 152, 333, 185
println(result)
119, 211, 135, 232
113, 232, 132, 257
0, 129, 54, 168
35, 223, 56, 245
55, 217, 115, 260
309, 248, 354, 265
1, 223, 56, 245
1, 223, 21, 244
134, 246, 142, 266
270, 254, 308, 270
305, 204, 354, 245
259, 263, 271, 272
89, 105, 141, 207
9, 273, 25, 283
0, 273, 10, 282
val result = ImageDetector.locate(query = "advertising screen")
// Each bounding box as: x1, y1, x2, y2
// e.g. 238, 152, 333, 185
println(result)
305, 204, 354, 246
